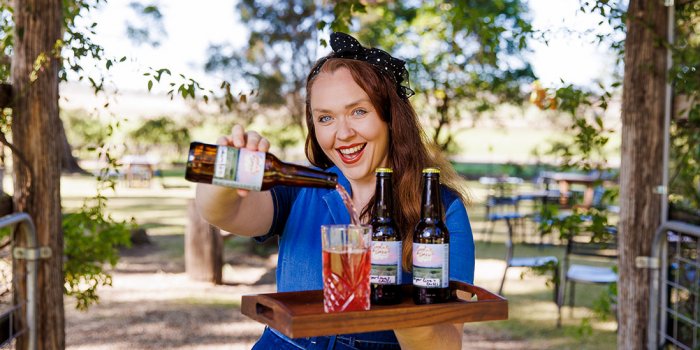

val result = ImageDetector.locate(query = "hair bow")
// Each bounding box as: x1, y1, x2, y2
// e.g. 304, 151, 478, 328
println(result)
312, 32, 415, 99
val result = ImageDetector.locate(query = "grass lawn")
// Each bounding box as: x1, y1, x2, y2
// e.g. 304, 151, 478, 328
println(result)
60, 173, 618, 349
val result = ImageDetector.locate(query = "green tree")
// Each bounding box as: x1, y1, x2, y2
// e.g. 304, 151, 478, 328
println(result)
353, 0, 536, 152
205, 1, 535, 154
532, 1, 699, 347
128, 116, 190, 157
204, 0, 334, 150
668, 2, 700, 214
10, 0, 64, 348
61, 108, 110, 156
0, 1, 143, 348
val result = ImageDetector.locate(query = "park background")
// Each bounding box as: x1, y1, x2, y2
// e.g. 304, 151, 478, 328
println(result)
0, 0, 697, 349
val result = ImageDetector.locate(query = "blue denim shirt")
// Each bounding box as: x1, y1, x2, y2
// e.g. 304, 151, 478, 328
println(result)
254, 166, 475, 347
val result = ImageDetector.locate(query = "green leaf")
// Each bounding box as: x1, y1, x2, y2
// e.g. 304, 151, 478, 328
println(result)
147, 80, 153, 91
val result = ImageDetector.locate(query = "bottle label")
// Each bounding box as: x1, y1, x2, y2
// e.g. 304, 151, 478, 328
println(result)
370, 241, 402, 285
212, 146, 265, 191
412, 243, 449, 288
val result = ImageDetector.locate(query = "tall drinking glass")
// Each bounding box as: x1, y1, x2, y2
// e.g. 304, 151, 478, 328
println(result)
321, 224, 371, 313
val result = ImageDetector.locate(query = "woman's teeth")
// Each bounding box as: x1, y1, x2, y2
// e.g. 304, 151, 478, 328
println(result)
339, 144, 364, 155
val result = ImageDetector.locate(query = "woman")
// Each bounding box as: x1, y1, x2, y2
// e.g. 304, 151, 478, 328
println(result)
195, 32, 475, 350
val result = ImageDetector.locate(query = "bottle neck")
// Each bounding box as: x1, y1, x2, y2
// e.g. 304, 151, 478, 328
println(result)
265, 154, 338, 189
420, 175, 442, 220
373, 175, 394, 221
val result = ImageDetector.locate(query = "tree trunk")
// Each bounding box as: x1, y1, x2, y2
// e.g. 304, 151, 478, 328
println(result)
11, 0, 65, 349
57, 117, 87, 174
185, 200, 223, 284
618, 1, 668, 349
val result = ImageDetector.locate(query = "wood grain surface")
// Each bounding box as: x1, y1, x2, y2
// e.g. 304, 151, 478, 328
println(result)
241, 281, 507, 338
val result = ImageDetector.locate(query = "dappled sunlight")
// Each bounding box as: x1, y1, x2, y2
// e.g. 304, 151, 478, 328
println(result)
141, 225, 184, 236
56, 173, 616, 349
510, 300, 561, 321
60, 174, 196, 199
474, 259, 558, 296
500, 268, 554, 295
222, 264, 268, 285
92, 272, 271, 303
474, 258, 506, 285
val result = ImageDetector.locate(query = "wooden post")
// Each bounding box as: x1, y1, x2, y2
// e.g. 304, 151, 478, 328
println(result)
618, 1, 668, 348
185, 199, 223, 284
12, 1, 64, 348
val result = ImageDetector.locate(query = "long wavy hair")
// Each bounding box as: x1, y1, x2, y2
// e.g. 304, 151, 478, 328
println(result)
305, 58, 468, 271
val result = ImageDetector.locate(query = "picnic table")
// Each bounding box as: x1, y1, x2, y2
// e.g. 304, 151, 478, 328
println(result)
540, 171, 613, 208
122, 155, 159, 187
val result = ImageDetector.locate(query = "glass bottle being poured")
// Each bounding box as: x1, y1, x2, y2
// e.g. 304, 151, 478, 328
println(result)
185, 141, 338, 191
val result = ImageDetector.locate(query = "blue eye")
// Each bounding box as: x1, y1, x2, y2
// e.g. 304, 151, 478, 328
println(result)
353, 109, 367, 117
318, 115, 332, 123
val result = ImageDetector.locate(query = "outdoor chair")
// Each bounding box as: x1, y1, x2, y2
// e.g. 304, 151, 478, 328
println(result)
480, 176, 526, 243
517, 189, 562, 245
557, 226, 618, 322
497, 213, 560, 323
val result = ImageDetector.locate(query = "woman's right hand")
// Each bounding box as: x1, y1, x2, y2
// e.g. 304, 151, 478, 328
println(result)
195, 124, 275, 236
217, 124, 271, 197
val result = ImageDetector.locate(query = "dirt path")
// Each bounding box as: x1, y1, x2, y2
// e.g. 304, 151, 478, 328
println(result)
65, 239, 529, 350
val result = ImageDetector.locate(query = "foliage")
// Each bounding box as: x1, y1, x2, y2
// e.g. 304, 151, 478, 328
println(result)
202, 0, 536, 154
592, 268, 618, 321
203, 0, 337, 151
345, 0, 536, 152
63, 195, 134, 310
668, 2, 700, 212
527, 0, 627, 322
61, 108, 109, 153
533, 80, 619, 172
533, 85, 619, 320
125, 1, 165, 47
128, 116, 190, 155
0, 0, 156, 310
63, 115, 136, 310
525, 259, 559, 291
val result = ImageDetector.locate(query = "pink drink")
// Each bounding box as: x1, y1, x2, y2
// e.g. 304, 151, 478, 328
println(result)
322, 247, 371, 312
336, 184, 360, 225
321, 185, 369, 312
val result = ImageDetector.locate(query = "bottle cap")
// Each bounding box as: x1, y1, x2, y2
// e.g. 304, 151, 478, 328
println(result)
422, 167, 440, 174
375, 168, 393, 173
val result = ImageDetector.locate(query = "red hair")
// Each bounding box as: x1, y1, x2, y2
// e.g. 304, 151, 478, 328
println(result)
305, 58, 468, 271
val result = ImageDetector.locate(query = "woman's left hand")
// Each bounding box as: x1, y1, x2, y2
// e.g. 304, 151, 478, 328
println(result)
393, 323, 463, 350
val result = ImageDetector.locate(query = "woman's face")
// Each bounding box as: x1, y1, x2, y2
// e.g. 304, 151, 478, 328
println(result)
310, 68, 390, 184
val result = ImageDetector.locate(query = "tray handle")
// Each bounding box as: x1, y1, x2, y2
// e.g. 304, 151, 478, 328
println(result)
451, 281, 506, 302
242, 294, 289, 327
255, 301, 276, 323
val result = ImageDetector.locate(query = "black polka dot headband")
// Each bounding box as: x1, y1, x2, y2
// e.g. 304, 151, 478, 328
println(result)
311, 32, 415, 100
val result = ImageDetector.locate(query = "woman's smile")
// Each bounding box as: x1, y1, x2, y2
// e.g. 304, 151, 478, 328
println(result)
310, 67, 390, 184
336, 143, 366, 164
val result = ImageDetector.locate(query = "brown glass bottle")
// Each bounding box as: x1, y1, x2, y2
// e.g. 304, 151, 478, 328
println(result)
185, 141, 337, 190
370, 168, 403, 305
412, 168, 452, 304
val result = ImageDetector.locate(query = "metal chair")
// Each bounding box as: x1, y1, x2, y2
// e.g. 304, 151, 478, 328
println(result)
497, 213, 560, 323
479, 176, 528, 243
483, 195, 521, 242
557, 226, 618, 322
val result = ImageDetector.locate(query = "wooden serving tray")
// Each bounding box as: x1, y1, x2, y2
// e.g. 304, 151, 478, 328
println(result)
241, 281, 507, 338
